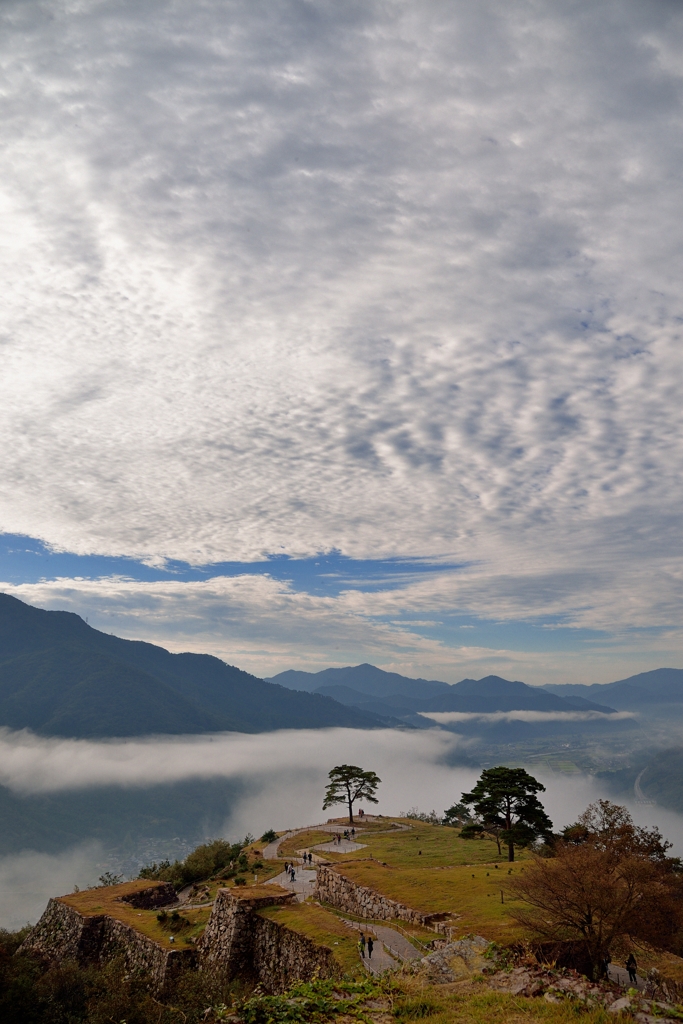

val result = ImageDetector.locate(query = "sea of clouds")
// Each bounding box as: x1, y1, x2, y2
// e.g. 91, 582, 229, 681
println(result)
2, 724, 683, 930
420, 710, 637, 724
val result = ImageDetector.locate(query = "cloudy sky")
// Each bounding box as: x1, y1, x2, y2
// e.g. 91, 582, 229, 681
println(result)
1, 0, 683, 684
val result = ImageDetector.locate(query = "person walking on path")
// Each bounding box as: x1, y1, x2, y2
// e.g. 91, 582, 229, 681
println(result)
626, 953, 638, 985
308, 852, 313, 865
367, 936, 374, 960
602, 952, 611, 979
358, 933, 366, 959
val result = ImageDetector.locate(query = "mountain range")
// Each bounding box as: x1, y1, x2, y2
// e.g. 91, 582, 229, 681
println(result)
269, 664, 618, 727
0, 594, 385, 736
544, 668, 683, 713
1, 593, 680, 739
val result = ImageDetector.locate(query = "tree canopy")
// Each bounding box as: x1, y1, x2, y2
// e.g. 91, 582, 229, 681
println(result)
322, 764, 381, 824
563, 799, 673, 864
509, 802, 683, 978
459, 766, 553, 861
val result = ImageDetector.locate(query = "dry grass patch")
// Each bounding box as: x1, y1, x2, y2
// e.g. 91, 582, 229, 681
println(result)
257, 901, 363, 976
278, 830, 335, 858
62, 882, 211, 949
390, 977, 615, 1024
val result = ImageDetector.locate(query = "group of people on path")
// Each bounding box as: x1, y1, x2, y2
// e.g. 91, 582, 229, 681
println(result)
283, 861, 297, 882
601, 952, 638, 986
282, 853, 313, 882
358, 932, 374, 960
332, 828, 356, 845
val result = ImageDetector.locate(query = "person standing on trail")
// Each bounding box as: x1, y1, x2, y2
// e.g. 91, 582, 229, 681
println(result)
626, 953, 637, 985
308, 852, 313, 865
602, 952, 611, 979
358, 933, 366, 958
367, 936, 374, 960
284, 861, 289, 874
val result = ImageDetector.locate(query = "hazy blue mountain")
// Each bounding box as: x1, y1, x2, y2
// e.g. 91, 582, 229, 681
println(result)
286, 668, 615, 715
0, 594, 386, 736
269, 663, 451, 699
420, 676, 616, 713
544, 668, 683, 709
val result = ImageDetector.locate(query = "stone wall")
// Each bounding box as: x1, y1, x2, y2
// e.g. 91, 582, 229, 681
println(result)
315, 865, 455, 936
18, 898, 195, 997
119, 882, 177, 910
21, 885, 342, 998
197, 888, 340, 994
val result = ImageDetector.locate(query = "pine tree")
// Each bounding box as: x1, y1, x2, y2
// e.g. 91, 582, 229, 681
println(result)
459, 766, 553, 861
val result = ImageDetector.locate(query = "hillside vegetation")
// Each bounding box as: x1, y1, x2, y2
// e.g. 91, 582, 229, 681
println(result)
0, 594, 383, 736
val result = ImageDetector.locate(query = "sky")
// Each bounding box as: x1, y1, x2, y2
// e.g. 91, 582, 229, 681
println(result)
1, 0, 683, 684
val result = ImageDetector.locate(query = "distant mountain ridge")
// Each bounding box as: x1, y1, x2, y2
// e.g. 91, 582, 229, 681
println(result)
544, 668, 683, 713
0, 595, 386, 737
270, 665, 617, 724
268, 664, 451, 699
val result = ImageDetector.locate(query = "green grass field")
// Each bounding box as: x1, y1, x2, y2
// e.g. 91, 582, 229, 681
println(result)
340, 819, 515, 868
331, 859, 527, 943
257, 902, 362, 976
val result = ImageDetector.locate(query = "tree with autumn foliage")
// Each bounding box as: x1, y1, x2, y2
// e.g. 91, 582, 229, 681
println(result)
508, 801, 683, 979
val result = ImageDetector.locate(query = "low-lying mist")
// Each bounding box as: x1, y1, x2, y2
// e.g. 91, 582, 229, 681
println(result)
2, 725, 683, 930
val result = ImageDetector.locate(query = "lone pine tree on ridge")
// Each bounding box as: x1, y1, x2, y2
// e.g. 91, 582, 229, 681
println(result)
323, 764, 381, 824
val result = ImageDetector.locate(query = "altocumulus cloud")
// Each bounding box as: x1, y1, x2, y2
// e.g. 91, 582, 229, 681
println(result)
0, 1, 682, 675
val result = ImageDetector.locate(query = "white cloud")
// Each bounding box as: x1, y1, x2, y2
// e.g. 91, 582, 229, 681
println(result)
6, 572, 683, 686
419, 710, 636, 724
0, 725, 467, 796
0, 1, 681, 661
0, 845, 103, 931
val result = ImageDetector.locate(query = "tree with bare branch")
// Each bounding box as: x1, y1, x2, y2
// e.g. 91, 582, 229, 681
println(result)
508, 803, 683, 978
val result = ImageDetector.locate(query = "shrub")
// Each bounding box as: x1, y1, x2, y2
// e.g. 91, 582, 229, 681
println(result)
139, 836, 252, 888
400, 808, 442, 825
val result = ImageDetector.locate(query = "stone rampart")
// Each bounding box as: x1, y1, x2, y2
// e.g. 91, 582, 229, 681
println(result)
315, 864, 454, 935
197, 888, 340, 993
20, 883, 345, 998
18, 897, 195, 997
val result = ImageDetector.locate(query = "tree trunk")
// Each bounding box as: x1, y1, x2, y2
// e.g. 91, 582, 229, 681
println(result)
508, 841, 514, 862
347, 792, 354, 824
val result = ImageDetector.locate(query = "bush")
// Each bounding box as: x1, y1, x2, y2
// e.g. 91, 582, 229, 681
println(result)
260, 829, 278, 843
400, 808, 442, 825
234, 876, 247, 886
139, 836, 253, 888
